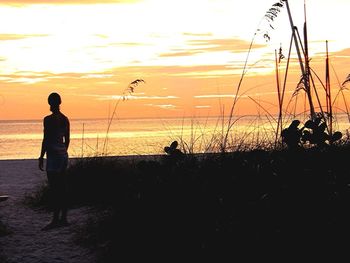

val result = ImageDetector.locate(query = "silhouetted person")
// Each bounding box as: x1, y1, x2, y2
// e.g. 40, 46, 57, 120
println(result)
39, 92, 70, 230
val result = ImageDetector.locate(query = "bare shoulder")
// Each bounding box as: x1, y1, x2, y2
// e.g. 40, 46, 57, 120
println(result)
60, 112, 70, 124
43, 114, 53, 123
62, 113, 69, 120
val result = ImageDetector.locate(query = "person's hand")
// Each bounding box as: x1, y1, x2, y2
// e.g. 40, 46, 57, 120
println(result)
38, 157, 44, 171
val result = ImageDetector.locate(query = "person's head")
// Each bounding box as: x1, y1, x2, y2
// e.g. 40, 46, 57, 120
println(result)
48, 92, 61, 112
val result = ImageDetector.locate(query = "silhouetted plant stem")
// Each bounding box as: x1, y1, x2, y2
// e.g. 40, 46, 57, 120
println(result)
275, 49, 282, 147
102, 96, 123, 155
102, 79, 145, 155
331, 65, 350, 123
325, 40, 333, 138
223, 28, 258, 152
284, 0, 315, 119
81, 123, 85, 158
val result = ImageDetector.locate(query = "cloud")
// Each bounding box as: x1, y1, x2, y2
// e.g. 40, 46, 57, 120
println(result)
115, 64, 258, 79
194, 94, 236, 99
183, 32, 213, 37
187, 38, 265, 53
0, 72, 54, 84
159, 51, 202, 58
5, 77, 48, 84
109, 42, 147, 47
332, 48, 350, 58
95, 81, 120, 85
87, 94, 179, 101
118, 65, 232, 76
0, 34, 49, 41
195, 105, 211, 109
145, 104, 177, 109
158, 37, 265, 59
194, 91, 295, 101
0, 0, 138, 5
80, 74, 114, 79
0, 71, 116, 84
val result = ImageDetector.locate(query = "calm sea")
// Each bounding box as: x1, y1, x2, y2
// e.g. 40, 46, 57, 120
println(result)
0, 115, 349, 160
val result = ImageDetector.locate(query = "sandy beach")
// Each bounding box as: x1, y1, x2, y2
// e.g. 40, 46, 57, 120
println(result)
0, 159, 96, 263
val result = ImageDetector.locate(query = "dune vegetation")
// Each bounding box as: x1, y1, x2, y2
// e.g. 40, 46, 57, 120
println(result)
25, 134, 350, 260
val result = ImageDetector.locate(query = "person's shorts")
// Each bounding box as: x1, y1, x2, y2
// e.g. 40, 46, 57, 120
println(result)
46, 153, 68, 173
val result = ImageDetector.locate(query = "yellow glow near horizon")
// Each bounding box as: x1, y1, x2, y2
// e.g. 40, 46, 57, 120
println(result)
0, 0, 349, 120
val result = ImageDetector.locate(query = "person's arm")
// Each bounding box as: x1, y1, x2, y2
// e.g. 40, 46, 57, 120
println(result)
39, 118, 47, 171
64, 118, 70, 150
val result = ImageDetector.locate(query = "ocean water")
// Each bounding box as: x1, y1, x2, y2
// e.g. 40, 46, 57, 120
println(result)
0, 115, 349, 160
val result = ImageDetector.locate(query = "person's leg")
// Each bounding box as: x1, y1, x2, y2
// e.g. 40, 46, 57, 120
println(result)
60, 209, 68, 225
49, 172, 61, 222
57, 171, 69, 225
42, 172, 60, 230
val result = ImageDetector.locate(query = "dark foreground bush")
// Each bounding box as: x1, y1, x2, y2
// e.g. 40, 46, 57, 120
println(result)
0, 217, 10, 262
0, 219, 10, 237
27, 146, 350, 260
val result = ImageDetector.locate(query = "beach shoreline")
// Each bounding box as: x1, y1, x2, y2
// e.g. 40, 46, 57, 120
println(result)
0, 153, 168, 162
0, 154, 162, 166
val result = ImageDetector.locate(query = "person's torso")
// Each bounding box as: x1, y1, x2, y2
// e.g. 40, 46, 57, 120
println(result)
45, 113, 69, 155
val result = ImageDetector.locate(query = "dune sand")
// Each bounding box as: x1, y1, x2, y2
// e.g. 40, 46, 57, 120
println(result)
0, 159, 96, 263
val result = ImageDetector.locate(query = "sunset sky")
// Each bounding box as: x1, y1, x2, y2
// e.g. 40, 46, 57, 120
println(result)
0, 0, 349, 120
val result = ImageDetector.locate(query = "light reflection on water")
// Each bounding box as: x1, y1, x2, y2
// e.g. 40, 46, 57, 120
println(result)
0, 115, 349, 160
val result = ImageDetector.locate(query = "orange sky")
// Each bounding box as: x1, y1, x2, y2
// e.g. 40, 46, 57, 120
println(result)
0, 0, 349, 120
